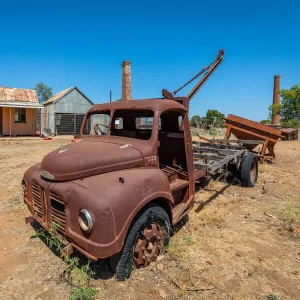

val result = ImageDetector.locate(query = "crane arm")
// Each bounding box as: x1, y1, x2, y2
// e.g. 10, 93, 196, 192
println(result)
162, 49, 224, 102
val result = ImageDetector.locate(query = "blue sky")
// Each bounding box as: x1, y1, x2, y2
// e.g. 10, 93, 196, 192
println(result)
1, 0, 299, 121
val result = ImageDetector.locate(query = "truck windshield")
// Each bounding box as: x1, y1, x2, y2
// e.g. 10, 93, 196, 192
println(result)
83, 111, 111, 136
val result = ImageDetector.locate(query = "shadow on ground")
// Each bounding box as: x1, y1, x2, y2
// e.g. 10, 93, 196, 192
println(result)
194, 174, 238, 213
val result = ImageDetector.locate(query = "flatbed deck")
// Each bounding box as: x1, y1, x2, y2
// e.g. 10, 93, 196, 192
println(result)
193, 141, 248, 177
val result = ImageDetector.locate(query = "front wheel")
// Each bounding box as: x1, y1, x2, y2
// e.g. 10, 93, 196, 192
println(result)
240, 153, 258, 187
111, 205, 170, 281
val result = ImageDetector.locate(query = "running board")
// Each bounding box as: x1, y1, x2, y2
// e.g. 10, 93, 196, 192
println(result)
172, 195, 194, 224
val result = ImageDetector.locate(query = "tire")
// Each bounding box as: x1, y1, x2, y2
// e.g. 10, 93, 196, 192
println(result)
111, 204, 170, 281
240, 153, 258, 187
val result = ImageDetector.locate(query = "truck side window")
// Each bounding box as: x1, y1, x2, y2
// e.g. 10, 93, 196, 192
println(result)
178, 116, 183, 131
114, 118, 123, 129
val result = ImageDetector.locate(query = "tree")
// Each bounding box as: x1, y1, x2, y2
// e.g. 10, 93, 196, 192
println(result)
189, 115, 201, 128
34, 82, 53, 103
206, 109, 225, 127
260, 119, 271, 125
280, 84, 300, 122
269, 84, 300, 127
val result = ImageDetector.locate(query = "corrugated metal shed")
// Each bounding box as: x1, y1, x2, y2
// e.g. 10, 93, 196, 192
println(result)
281, 128, 298, 140
0, 87, 39, 102
43, 86, 94, 135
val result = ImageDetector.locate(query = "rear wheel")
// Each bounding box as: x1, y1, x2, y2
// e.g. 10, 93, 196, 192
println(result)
111, 205, 170, 281
240, 153, 258, 187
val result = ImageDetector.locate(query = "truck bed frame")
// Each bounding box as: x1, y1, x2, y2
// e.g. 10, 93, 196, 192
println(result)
193, 141, 248, 178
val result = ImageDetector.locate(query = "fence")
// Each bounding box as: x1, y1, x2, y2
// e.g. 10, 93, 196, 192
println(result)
36, 112, 86, 136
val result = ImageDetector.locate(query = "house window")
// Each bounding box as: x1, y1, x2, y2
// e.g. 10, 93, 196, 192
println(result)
14, 108, 26, 123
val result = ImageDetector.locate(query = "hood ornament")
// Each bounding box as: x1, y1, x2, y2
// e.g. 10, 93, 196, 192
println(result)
59, 145, 69, 154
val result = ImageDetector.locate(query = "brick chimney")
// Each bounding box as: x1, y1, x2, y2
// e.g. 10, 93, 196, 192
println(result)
121, 60, 132, 100
272, 75, 281, 125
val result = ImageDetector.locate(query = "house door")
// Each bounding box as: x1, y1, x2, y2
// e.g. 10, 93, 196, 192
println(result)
0, 107, 2, 135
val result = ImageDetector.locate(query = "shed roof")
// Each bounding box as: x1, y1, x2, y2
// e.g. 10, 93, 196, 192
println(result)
0, 87, 39, 103
281, 128, 298, 133
43, 86, 93, 106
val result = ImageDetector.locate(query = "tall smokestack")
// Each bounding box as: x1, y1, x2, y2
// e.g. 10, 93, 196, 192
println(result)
272, 74, 281, 125
121, 60, 132, 100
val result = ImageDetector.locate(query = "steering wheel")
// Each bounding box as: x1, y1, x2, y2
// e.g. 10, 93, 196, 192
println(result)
93, 124, 108, 136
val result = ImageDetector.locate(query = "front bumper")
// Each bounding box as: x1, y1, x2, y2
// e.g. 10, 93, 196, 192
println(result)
25, 214, 98, 261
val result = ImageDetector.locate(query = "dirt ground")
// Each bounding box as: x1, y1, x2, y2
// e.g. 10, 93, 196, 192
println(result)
0, 137, 299, 300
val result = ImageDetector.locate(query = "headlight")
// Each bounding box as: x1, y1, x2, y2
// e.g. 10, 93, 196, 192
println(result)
21, 179, 28, 192
79, 209, 94, 232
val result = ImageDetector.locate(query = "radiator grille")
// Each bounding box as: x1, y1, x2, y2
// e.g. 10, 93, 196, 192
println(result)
32, 183, 44, 219
50, 192, 66, 234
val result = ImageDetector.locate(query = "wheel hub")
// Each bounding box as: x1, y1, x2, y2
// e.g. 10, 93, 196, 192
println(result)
133, 223, 164, 267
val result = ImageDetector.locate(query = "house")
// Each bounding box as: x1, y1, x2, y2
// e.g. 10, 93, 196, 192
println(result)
0, 87, 42, 137
43, 86, 93, 135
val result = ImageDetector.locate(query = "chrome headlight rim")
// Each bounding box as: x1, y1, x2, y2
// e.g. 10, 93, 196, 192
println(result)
79, 209, 94, 232
21, 179, 28, 192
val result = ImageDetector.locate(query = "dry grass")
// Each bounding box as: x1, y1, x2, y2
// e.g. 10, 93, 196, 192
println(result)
0, 138, 300, 299
280, 206, 300, 234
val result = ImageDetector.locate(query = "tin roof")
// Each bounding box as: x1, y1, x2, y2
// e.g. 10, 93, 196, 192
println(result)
43, 86, 94, 106
0, 87, 39, 103
281, 128, 299, 133
43, 86, 75, 105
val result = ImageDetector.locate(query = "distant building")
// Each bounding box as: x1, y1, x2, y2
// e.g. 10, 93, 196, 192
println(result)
0, 87, 42, 137
43, 86, 93, 135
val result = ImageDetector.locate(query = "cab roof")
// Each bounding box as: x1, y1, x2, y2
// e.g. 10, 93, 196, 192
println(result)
88, 98, 187, 114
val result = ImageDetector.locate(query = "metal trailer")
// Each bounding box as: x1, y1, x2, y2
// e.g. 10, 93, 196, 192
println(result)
223, 114, 283, 162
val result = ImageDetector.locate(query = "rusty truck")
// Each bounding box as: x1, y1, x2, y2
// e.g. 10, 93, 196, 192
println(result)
22, 50, 259, 280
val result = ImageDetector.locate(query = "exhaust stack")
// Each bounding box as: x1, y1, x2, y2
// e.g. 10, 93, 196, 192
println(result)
121, 60, 132, 100
272, 75, 281, 125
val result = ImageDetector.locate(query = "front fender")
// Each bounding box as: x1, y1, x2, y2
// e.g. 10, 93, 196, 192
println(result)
75, 167, 173, 254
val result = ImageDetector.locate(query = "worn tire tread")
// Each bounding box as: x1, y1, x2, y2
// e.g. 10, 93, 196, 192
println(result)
115, 204, 170, 281
240, 153, 258, 187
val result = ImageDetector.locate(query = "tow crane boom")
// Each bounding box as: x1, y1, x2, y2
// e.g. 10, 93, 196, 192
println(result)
162, 49, 224, 102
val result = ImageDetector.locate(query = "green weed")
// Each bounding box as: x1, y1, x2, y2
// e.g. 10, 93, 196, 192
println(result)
267, 292, 277, 300
69, 287, 98, 300
36, 224, 98, 299
183, 235, 195, 245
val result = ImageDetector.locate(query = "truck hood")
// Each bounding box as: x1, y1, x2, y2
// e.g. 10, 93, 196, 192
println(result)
40, 140, 144, 181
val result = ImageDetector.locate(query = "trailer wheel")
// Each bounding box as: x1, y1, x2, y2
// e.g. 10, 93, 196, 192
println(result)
240, 153, 258, 187
111, 205, 170, 281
